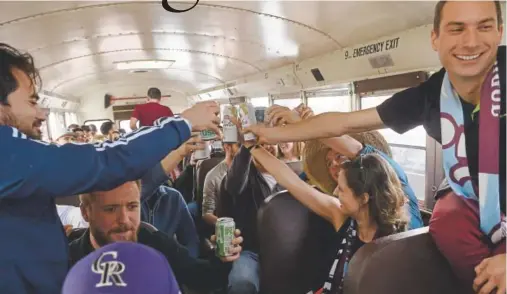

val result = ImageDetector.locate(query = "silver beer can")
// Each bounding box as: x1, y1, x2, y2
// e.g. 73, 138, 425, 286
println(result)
194, 140, 211, 160
238, 102, 257, 141
221, 104, 238, 143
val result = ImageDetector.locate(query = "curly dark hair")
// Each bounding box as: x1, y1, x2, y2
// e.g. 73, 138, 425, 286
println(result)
0, 43, 41, 105
341, 153, 408, 237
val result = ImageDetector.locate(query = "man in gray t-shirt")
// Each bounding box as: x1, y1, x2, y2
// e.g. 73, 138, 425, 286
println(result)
202, 143, 240, 226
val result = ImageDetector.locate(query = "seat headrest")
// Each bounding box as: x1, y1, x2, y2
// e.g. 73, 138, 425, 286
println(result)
258, 190, 335, 294
344, 227, 462, 294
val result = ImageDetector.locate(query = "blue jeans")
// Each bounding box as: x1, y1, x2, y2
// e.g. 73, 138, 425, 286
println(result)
228, 251, 260, 294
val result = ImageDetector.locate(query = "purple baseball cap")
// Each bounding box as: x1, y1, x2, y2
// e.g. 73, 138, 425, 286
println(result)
62, 242, 181, 294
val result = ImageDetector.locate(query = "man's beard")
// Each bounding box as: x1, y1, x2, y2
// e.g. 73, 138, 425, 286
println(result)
0, 106, 18, 129
0, 106, 42, 139
90, 223, 138, 247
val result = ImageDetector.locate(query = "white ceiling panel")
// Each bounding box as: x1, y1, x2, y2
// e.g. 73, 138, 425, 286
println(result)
0, 1, 436, 105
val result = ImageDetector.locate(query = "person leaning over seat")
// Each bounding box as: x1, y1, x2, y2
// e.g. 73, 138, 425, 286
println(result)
249, 145, 408, 294
244, 2, 506, 292
0, 42, 221, 294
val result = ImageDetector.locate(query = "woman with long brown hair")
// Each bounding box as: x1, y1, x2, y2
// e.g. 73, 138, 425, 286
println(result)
249, 148, 408, 294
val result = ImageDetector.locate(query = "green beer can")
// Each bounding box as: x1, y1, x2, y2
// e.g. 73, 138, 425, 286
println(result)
200, 129, 218, 141
215, 217, 235, 257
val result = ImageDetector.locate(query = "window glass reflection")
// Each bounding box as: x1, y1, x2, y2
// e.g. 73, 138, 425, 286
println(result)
361, 95, 426, 147
273, 98, 302, 109
307, 96, 351, 114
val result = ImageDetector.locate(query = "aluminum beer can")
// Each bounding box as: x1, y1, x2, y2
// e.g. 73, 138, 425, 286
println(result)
194, 140, 211, 160
221, 104, 238, 143
200, 129, 218, 141
215, 217, 235, 257
238, 102, 257, 141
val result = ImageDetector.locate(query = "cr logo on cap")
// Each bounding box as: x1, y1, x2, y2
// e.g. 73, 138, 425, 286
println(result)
92, 251, 127, 288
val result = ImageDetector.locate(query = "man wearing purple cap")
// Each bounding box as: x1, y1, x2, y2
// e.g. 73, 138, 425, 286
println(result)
63, 242, 181, 294
69, 180, 243, 292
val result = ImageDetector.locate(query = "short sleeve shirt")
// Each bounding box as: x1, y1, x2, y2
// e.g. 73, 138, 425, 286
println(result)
375, 46, 505, 212
132, 102, 174, 127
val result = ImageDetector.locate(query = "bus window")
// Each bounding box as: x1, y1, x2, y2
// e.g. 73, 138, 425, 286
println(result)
64, 112, 79, 128
48, 112, 67, 142
119, 119, 138, 134
361, 94, 427, 205
273, 98, 302, 109
250, 97, 270, 108
84, 119, 113, 135
40, 120, 50, 142
306, 88, 351, 114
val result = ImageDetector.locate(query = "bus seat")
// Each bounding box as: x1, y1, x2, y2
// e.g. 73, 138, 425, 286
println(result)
286, 160, 303, 175
257, 189, 336, 294
343, 226, 462, 294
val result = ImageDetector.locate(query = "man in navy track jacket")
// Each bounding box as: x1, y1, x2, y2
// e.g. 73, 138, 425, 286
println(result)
0, 42, 220, 294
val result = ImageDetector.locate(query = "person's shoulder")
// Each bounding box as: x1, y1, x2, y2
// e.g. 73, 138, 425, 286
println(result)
155, 185, 184, 199
411, 68, 445, 100
361, 144, 393, 160
211, 160, 228, 174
